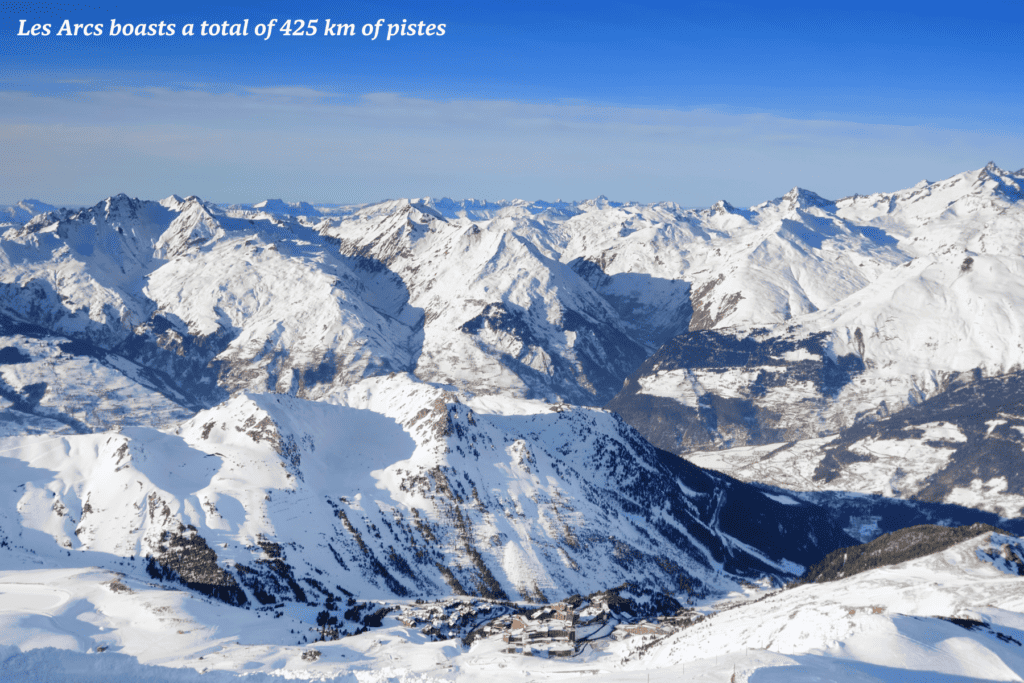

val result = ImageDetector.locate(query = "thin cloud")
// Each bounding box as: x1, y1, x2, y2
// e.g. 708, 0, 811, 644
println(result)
0, 86, 1021, 206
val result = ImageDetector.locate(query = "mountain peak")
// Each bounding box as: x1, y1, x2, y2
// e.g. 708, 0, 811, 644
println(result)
253, 198, 321, 216
780, 187, 835, 210
1, 199, 55, 223
712, 199, 737, 215
101, 193, 140, 210
977, 161, 1017, 183
408, 201, 447, 222
581, 195, 621, 210
94, 193, 144, 220
16, 199, 53, 211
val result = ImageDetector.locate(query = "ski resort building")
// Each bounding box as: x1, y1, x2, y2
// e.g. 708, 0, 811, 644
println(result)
502, 602, 577, 657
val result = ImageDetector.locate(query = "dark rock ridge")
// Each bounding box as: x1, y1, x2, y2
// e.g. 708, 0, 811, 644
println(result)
791, 523, 1003, 586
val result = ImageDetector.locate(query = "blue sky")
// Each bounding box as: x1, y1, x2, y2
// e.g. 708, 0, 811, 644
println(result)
2, 0, 1023, 206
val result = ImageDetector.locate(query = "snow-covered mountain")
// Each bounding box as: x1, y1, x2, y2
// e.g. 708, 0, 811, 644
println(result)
3, 165, 1024, 580
0, 199, 55, 225
617, 526, 1024, 681
683, 367, 1024, 521
0, 374, 871, 608
3, 165, 1024, 679
608, 164, 1024, 451
5, 164, 1023, 423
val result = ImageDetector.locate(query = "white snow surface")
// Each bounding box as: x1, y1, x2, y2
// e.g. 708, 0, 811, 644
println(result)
4, 531, 1024, 681
642, 531, 1024, 682
0, 374, 786, 614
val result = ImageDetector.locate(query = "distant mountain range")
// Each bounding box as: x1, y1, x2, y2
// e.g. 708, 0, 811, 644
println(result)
3, 166, 1024, 681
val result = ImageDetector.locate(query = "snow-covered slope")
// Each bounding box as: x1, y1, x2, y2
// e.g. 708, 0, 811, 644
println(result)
0, 331, 192, 433
637, 529, 1024, 681
0, 199, 55, 225
684, 367, 1024, 520
0, 195, 425, 409
4, 520, 1024, 681
0, 375, 867, 613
